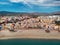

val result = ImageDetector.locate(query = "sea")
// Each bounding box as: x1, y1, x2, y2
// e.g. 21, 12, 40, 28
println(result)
0, 39, 60, 45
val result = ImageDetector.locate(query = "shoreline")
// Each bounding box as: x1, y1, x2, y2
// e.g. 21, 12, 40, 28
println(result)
0, 29, 60, 40
1, 36, 60, 40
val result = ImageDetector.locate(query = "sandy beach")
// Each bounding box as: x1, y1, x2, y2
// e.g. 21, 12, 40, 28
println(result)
0, 29, 60, 40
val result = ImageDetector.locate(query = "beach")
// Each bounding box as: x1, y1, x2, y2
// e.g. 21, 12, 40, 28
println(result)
0, 29, 60, 39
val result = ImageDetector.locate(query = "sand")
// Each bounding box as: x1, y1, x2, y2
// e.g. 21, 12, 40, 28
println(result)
0, 29, 60, 39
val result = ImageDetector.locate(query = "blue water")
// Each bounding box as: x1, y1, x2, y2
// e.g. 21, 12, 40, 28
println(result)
0, 39, 60, 45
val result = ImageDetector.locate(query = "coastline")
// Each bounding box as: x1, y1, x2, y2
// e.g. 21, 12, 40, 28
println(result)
0, 29, 60, 40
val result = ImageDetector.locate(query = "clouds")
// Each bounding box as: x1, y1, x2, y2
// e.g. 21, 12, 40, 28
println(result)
0, 0, 60, 12
0, 0, 59, 6
0, 0, 60, 6
38, 1, 60, 6
9, 0, 60, 6
9, 0, 47, 4
9, 0, 22, 3
0, 2, 9, 5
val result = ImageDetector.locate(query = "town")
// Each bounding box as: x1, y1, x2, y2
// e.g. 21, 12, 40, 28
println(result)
0, 15, 60, 32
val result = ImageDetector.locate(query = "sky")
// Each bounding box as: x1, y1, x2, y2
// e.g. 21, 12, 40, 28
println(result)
0, 0, 60, 13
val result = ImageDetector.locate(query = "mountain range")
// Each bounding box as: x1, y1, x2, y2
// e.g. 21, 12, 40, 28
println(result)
0, 11, 60, 16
